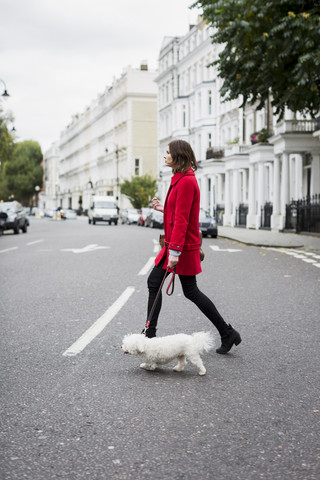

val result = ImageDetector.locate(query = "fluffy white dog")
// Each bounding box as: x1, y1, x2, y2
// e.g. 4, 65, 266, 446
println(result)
122, 332, 214, 375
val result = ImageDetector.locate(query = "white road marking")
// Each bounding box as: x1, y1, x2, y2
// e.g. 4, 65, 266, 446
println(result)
61, 244, 109, 254
152, 238, 160, 252
0, 247, 18, 254
26, 239, 44, 246
138, 257, 156, 275
266, 248, 320, 269
210, 245, 242, 253
63, 286, 135, 356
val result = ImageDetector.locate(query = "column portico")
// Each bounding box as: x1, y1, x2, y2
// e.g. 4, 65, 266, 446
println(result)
247, 164, 256, 228
271, 155, 281, 230
223, 171, 231, 226
231, 169, 239, 226
280, 152, 289, 230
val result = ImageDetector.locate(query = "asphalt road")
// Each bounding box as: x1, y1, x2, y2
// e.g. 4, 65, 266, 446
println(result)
1, 218, 319, 480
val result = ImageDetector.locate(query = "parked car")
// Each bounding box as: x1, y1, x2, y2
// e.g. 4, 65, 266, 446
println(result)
137, 208, 153, 226
121, 208, 140, 224
199, 209, 218, 238
0, 201, 28, 234
145, 210, 164, 229
65, 209, 77, 219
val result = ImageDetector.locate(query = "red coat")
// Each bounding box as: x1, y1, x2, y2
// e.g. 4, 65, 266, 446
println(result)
155, 167, 202, 276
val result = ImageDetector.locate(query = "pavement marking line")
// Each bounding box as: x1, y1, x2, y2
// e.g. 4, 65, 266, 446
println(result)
63, 286, 135, 357
152, 238, 160, 253
61, 244, 110, 254
26, 239, 44, 246
0, 247, 18, 254
210, 245, 242, 253
267, 247, 320, 269
138, 257, 156, 275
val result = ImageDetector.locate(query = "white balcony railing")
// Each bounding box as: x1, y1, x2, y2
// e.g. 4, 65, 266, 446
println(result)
274, 119, 316, 136
224, 144, 249, 157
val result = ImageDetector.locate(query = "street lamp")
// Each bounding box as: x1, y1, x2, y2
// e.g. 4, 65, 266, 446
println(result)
0, 79, 10, 98
35, 185, 40, 208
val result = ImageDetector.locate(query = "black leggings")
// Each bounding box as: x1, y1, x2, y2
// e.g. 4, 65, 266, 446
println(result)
147, 259, 228, 336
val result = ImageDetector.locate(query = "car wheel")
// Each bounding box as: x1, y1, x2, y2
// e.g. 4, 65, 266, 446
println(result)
93, 219, 96, 225
114, 220, 118, 225
21, 221, 27, 233
14, 223, 19, 234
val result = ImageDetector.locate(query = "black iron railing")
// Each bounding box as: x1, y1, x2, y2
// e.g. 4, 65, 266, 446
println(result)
235, 204, 248, 227
261, 202, 273, 229
286, 194, 320, 234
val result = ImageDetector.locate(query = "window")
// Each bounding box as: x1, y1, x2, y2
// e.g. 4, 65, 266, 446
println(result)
208, 133, 212, 148
182, 105, 186, 128
208, 90, 212, 115
134, 158, 140, 176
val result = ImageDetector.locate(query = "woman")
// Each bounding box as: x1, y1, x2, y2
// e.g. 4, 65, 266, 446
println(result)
146, 139, 242, 354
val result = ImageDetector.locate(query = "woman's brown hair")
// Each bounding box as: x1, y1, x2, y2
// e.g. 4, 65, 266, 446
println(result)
168, 139, 198, 174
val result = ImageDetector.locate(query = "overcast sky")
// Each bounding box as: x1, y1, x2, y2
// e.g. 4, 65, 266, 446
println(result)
0, 0, 202, 153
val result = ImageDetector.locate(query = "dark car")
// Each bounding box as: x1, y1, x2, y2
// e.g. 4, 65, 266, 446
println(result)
0, 201, 28, 234
145, 210, 164, 229
137, 208, 153, 226
199, 209, 218, 238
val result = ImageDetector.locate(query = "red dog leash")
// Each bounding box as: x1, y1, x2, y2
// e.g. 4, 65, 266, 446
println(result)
142, 266, 176, 335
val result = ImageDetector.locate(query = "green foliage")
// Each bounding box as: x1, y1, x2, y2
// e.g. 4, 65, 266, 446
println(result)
1, 140, 43, 205
192, 0, 320, 118
120, 175, 157, 209
0, 113, 15, 201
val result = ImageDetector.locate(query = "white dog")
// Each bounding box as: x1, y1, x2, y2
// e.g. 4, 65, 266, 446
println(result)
122, 332, 214, 375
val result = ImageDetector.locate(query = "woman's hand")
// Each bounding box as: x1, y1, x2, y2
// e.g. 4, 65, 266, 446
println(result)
152, 197, 164, 212
168, 254, 179, 269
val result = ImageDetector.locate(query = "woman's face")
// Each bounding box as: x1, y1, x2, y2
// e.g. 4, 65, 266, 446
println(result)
164, 147, 174, 168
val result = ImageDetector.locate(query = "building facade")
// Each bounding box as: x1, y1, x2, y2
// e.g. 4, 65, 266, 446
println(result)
156, 16, 320, 233
43, 64, 158, 213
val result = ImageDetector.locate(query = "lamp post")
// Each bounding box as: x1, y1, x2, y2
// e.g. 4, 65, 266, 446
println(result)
0, 79, 10, 98
35, 185, 40, 208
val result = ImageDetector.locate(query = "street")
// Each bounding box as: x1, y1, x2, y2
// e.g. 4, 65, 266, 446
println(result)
1, 218, 319, 480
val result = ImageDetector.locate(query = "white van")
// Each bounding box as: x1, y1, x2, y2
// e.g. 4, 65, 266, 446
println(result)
88, 196, 119, 225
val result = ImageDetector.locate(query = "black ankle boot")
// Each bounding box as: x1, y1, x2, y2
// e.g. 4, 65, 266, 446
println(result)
216, 324, 241, 354
145, 328, 157, 338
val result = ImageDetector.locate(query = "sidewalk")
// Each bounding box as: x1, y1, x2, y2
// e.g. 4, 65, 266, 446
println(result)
218, 226, 320, 250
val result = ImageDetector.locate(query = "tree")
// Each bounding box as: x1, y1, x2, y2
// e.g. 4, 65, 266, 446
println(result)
0, 112, 15, 201
192, 0, 320, 118
120, 175, 157, 209
4, 141, 43, 205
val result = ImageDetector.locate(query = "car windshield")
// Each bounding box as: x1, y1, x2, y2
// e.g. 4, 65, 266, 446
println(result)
94, 201, 116, 208
0, 202, 15, 212
199, 210, 211, 219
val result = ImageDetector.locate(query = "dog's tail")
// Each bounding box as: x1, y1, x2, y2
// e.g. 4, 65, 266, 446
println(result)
192, 332, 214, 353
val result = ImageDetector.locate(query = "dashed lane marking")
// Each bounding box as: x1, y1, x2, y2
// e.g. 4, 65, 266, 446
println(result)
26, 239, 44, 246
138, 256, 156, 275
267, 248, 320, 269
0, 247, 18, 254
63, 286, 135, 357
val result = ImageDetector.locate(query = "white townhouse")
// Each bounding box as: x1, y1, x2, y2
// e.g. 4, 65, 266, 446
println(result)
156, 16, 320, 234
43, 64, 158, 213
